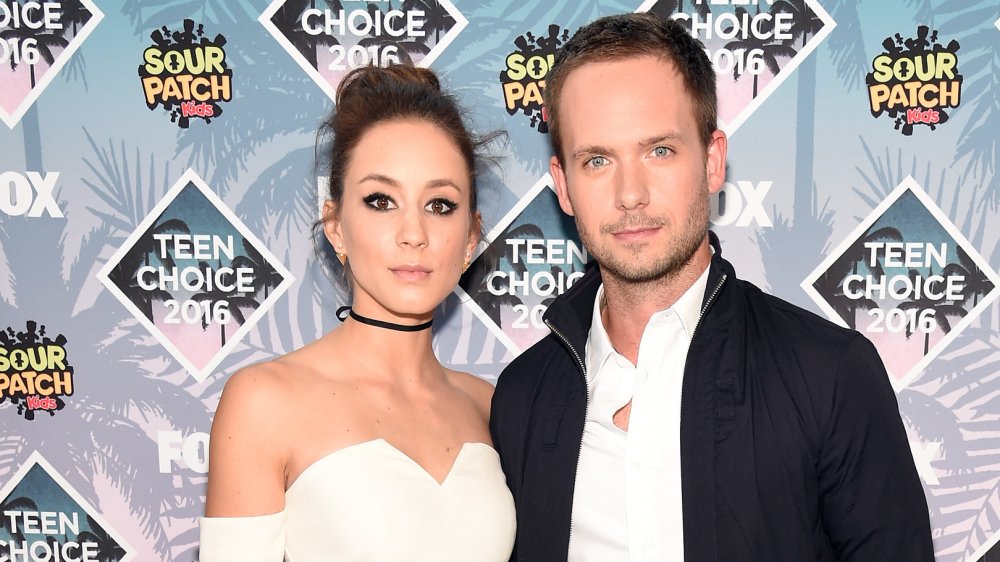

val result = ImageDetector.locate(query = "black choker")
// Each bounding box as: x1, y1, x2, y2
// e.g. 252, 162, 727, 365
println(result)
336, 306, 432, 332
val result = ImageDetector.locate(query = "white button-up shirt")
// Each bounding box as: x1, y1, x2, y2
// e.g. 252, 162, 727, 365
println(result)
568, 265, 710, 561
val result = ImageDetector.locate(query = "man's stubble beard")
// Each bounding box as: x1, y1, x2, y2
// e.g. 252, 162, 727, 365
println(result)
575, 178, 710, 285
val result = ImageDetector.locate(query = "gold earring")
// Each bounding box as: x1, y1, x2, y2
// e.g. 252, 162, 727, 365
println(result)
462, 257, 470, 273
336, 252, 347, 266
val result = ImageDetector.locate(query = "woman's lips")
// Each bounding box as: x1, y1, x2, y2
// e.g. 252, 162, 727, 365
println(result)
391, 266, 431, 281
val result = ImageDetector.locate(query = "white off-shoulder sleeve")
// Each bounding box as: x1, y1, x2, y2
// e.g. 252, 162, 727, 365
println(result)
199, 510, 286, 562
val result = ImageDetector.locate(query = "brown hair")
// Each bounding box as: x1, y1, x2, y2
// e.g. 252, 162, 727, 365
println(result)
544, 13, 717, 163
323, 64, 492, 218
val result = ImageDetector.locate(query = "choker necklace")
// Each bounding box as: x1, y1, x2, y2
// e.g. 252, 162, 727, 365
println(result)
336, 306, 432, 332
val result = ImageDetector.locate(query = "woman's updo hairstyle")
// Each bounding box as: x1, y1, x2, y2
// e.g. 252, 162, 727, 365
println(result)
323, 64, 489, 218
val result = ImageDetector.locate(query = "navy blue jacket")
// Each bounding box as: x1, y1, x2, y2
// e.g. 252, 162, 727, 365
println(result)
490, 237, 934, 561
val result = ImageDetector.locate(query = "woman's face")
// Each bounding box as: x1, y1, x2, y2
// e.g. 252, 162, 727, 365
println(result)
325, 119, 478, 323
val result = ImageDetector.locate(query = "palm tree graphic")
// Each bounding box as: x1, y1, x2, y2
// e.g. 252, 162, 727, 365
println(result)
113, 260, 173, 322
771, 0, 825, 47
898, 267, 968, 356
75, 514, 127, 562
357, 1, 429, 66
272, 0, 341, 70
0, 133, 222, 556
109, 218, 191, 321
812, 267, 877, 330
230, 237, 283, 300
943, 247, 993, 308
752, 0, 835, 310
401, 0, 454, 43
464, 223, 544, 326
0, 23, 69, 90
57, 0, 93, 37
647, 0, 712, 32
191, 261, 261, 346
0, 495, 38, 546
723, 6, 798, 99
811, 226, 903, 328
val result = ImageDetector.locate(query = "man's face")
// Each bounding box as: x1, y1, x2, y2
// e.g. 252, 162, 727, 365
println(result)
550, 56, 726, 283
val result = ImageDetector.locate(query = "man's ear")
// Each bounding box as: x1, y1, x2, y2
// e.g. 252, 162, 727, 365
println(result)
322, 200, 345, 251
550, 155, 575, 216
705, 129, 728, 195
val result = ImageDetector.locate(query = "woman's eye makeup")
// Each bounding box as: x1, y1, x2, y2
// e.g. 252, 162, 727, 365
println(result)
425, 198, 458, 215
362, 192, 396, 211
361, 193, 459, 216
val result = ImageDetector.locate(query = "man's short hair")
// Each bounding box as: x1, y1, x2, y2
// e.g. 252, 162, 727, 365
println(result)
545, 13, 718, 163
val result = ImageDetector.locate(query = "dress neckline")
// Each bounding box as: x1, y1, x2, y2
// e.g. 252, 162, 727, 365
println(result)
286, 438, 496, 490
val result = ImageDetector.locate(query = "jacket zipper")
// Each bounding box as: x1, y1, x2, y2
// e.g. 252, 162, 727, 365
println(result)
542, 318, 587, 562
692, 274, 727, 339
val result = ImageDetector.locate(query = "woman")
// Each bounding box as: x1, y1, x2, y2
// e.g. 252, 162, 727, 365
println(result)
199, 64, 514, 561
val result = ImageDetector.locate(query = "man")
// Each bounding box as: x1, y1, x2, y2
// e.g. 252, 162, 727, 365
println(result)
489, 12, 935, 562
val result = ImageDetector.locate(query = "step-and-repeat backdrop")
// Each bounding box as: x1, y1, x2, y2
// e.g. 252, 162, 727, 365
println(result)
1, 1, 998, 560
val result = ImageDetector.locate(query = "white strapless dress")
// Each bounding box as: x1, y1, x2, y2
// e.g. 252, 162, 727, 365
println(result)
199, 439, 516, 561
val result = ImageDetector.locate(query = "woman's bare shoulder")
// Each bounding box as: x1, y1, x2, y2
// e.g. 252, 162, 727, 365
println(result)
446, 369, 495, 419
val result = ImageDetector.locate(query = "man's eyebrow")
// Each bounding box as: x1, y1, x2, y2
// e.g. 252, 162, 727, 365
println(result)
570, 133, 685, 160
571, 145, 614, 159
638, 133, 682, 147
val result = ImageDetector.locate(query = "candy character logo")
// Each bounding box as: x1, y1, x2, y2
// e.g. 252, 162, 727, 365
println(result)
138, 19, 233, 128
866, 26, 962, 135
0, 321, 73, 421
498, 24, 570, 133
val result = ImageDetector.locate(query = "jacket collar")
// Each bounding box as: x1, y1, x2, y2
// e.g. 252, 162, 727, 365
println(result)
542, 231, 732, 368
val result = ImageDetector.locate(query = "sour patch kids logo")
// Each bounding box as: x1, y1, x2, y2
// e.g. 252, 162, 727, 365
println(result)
499, 24, 570, 133
0, 321, 72, 421
138, 18, 232, 128
866, 25, 961, 135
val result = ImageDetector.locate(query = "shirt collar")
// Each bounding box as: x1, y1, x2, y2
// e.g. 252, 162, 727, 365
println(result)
585, 263, 712, 386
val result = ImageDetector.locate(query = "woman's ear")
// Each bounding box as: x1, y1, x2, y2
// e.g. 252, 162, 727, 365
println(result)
322, 200, 345, 252
466, 211, 482, 264
469, 211, 482, 248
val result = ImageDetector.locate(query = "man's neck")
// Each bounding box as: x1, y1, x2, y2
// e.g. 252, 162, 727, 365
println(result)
599, 241, 712, 364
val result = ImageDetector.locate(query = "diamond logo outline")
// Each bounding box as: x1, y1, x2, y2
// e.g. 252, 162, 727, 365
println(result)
635, 0, 836, 136
0, 450, 135, 562
0, 0, 105, 129
96, 169, 295, 382
455, 172, 584, 355
801, 175, 1000, 391
970, 533, 1000, 562
258, 0, 468, 102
